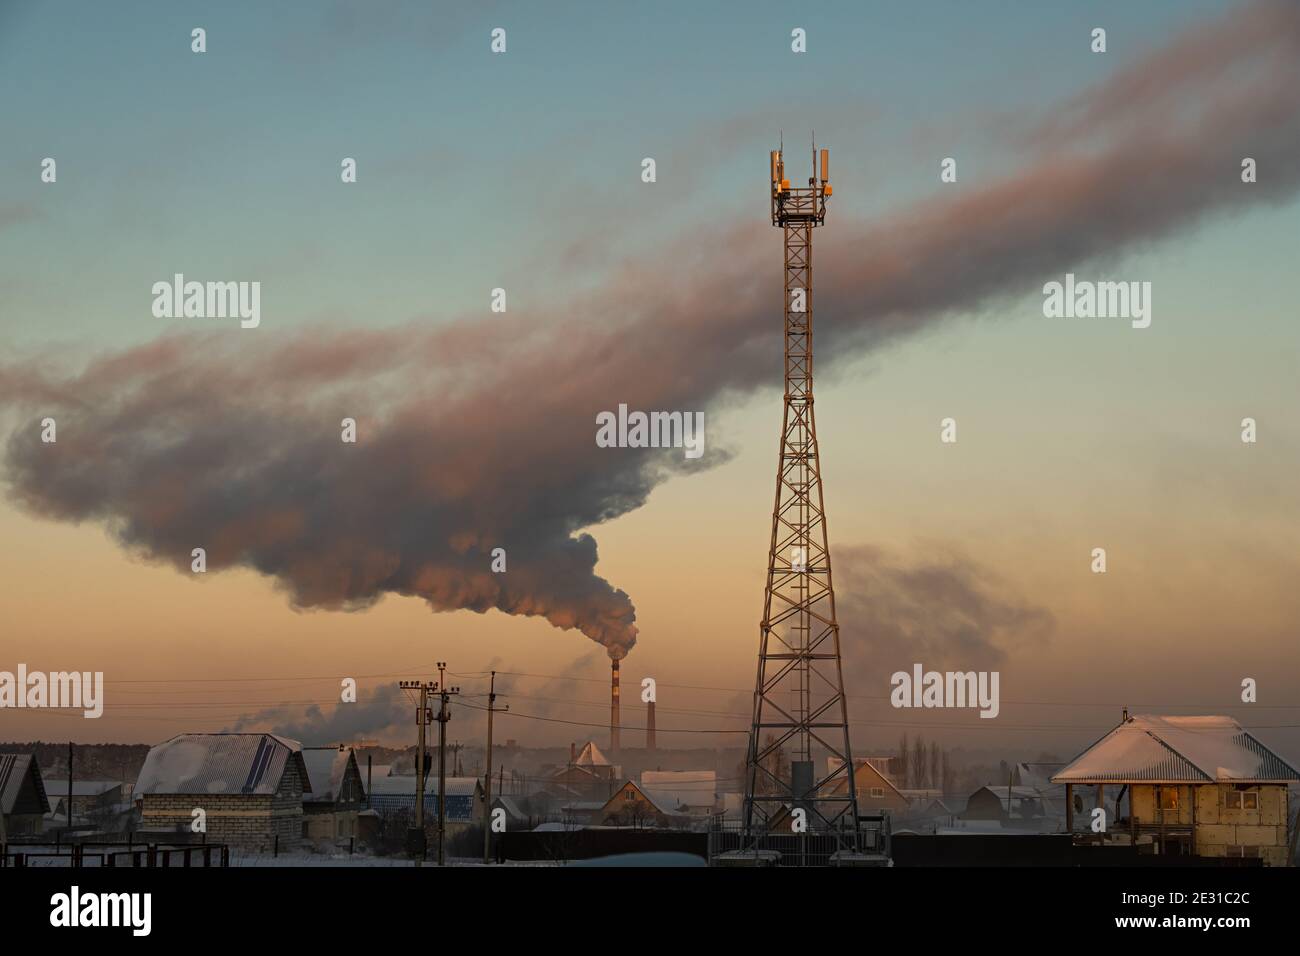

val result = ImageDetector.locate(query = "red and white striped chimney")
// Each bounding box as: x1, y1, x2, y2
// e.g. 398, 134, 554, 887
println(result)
610, 659, 621, 752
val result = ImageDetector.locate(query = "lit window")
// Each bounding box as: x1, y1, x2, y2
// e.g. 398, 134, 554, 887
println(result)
1158, 788, 1179, 810
1226, 788, 1259, 810
871, 787, 884, 798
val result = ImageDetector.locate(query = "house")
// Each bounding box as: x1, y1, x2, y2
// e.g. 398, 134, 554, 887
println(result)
546, 741, 620, 802
1052, 714, 1300, 864
640, 770, 718, 816
43, 780, 126, 820
368, 774, 485, 834
962, 785, 1056, 824
824, 757, 910, 813
596, 779, 674, 828
919, 798, 956, 824
133, 733, 310, 852
301, 748, 366, 842
0, 753, 50, 837
489, 795, 529, 830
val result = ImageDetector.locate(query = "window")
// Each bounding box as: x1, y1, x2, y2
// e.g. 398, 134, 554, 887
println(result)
1226, 788, 1259, 810
1226, 845, 1259, 858
870, 787, 884, 798
1158, 787, 1179, 810
624, 789, 636, 802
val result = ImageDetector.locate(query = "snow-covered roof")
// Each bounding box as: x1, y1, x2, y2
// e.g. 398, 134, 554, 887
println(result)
301, 749, 359, 804
1053, 715, 1300, 784
134, 733, 309, 797
574, 741, 612, 767
640, 770, 716, 810
41, 779, 123, 798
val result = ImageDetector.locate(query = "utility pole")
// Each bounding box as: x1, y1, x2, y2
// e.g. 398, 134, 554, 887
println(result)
399, 679, 437, 867
434, 661, 460, 867
483, 671, 509, 864
67, 741, 73, 829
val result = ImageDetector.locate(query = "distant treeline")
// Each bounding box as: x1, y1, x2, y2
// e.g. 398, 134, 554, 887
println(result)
0, 742, 151, 783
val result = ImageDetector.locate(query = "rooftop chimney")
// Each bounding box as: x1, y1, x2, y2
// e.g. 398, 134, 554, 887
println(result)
610, 659, 621, 753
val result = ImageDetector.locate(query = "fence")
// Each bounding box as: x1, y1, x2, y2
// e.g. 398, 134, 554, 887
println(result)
2, 839, 230, 868
707, 813, 892, 867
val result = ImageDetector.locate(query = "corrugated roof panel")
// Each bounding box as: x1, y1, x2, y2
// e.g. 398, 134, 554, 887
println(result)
1053, 715, 1300, 784
135, 733, 305, 796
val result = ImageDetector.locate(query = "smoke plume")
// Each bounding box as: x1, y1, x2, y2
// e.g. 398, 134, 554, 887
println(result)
2, 1, 1298, 659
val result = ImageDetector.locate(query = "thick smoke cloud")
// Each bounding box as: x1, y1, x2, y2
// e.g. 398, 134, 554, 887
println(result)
2, 1, 1298, 660
835, 545, 1055, 676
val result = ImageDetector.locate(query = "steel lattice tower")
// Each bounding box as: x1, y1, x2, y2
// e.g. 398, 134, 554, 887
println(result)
742, 144, 861, 852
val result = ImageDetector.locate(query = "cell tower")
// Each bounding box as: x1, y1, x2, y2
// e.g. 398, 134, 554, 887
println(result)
742, 142, 861, 852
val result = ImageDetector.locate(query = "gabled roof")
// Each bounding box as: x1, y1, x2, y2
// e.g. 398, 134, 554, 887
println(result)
825, 756, 908, 801
601, 779, 667, 815
0, 753, 50, 815
302, 748, 362, 804
1052, 715, 1300, 784
492, 796, 526, 819
134, 733, 310, 796
574, 741, 612, 767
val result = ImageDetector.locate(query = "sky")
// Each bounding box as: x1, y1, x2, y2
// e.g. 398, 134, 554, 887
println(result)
1, 0, 1298, 769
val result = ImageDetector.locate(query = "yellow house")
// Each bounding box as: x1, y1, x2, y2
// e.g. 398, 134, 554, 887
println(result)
823, 757, 910, 813
1053, 715, 1299, 865
597, 780, 673, 828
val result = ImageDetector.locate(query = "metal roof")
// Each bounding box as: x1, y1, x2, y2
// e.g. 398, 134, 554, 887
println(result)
134, 733, 310, 796
1052, 715, 1300, 784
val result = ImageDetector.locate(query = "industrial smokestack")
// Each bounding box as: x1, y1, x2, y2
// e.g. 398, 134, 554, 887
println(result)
646, 699, 656, 751
610, 659, 621, 753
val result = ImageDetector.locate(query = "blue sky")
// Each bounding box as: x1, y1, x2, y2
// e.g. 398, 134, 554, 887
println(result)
2, 1, 1298, 753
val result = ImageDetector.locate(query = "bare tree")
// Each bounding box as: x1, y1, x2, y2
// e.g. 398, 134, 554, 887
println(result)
929, 741, 941, 793
912, 736, 928, 790
898, 734, 910, 789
